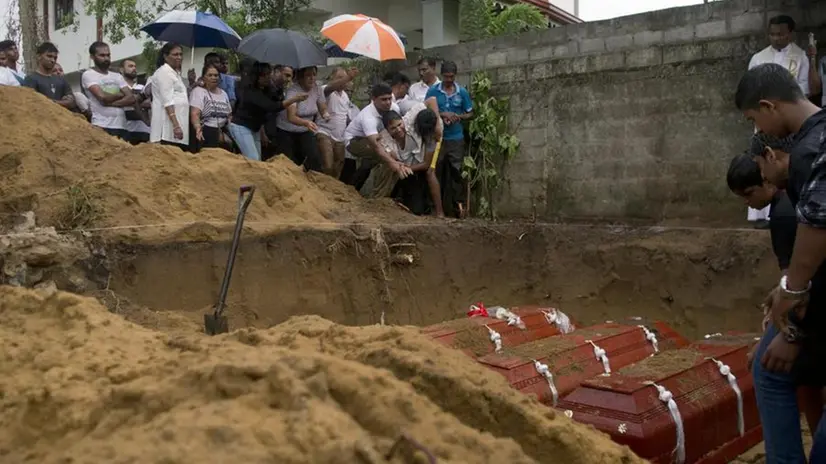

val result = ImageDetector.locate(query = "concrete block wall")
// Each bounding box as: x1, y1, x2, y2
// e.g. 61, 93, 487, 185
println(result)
419, 0, 826, 223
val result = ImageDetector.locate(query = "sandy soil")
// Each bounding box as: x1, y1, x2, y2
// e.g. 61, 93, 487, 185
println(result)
0, 286, 643, 463
0, 86, 414, 242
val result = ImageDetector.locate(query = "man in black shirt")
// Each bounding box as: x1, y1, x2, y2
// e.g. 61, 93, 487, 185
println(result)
23, 42, 74, 111
727, 149, 796, 269
736, 62, 826, 462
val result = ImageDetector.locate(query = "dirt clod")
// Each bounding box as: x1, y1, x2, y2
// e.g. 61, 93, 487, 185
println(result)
618, 348, 703, 379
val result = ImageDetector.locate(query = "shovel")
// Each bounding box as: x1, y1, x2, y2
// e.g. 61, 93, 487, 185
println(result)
204, 185, 256, 335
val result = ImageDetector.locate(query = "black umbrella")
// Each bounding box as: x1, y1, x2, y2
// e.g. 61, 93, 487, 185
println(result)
237, 29, 328, 69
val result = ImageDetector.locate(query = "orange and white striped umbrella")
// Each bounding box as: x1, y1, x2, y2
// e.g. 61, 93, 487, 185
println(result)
321, 14, 406, 61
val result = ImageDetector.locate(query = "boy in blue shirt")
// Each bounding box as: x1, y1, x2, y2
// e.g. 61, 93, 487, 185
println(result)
425, 61, 473, 217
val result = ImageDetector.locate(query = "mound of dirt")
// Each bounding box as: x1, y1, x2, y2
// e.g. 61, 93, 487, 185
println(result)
0, 87, 411, 241
0, 286, 643, 463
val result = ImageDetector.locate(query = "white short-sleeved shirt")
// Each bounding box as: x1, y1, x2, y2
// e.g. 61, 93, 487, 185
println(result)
408, 79, 439, 102
345, 102, 385, 144
276, 82, 326, 133
0, 67, 20, 86
82, 69, 128, 129
317, 85, 350, 142
189, 86, 231, 128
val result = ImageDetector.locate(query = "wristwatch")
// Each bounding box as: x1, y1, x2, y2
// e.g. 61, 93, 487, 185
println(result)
780, 275, 810, 298
782, 323, 804, 343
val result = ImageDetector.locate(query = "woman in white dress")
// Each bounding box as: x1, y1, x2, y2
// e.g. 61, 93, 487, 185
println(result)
149, 43, 189, 149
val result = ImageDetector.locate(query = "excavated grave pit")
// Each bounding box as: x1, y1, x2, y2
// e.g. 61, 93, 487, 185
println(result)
102, 222, 777, 340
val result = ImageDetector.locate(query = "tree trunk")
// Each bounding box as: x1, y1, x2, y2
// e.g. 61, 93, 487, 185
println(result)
17, 0, 45, 73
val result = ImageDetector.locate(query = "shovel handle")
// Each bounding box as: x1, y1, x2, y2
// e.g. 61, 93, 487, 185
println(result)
237, 185, 256, 212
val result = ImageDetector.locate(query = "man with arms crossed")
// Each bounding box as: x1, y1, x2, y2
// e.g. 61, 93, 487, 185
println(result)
81, 41, 136, 140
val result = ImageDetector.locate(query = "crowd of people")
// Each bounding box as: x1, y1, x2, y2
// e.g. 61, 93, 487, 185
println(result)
726, 14, 826, 463
0, 38, 475, 218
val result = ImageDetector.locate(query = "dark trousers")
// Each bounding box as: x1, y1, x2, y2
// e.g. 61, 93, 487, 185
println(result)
201, 126, 222, 148
101, 127, 128, 140
125, 131, 150, 145
195, 126, 233, 152
393, 171, 429, 215
436, 138, 465, 217
340, 158, 357, 185
273, 128, 322, 172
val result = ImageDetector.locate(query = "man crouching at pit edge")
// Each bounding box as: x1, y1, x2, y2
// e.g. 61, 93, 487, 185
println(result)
735, 62, 826, 462
727, 134, 825, 463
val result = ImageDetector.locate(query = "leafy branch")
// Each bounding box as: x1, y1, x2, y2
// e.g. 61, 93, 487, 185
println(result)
462, 72, 519, 219
460, 0, 547, 42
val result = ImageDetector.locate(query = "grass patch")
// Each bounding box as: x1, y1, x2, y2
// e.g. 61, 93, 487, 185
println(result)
57, 183, 102, 230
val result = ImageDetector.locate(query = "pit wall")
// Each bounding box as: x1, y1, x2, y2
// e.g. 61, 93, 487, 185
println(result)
418, 0, 826, 223
108, 224, 777, 340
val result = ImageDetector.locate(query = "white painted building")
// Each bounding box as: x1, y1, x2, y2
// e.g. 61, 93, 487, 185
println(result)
37, 0, 580, 89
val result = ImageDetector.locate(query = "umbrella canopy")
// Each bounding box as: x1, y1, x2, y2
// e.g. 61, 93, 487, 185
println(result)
141, 10, 241, 49
323, 33, 407, 59
237, 29, 328, 69
321, 14, 405, 61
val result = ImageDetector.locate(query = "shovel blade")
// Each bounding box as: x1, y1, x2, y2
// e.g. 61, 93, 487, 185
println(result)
204, 313, 229, 335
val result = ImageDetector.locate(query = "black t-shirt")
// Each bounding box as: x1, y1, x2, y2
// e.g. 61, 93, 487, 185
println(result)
23, 72, 72, 102
233, 85, 284, 132
781, 110, 826, 387
769, 191, 796, 270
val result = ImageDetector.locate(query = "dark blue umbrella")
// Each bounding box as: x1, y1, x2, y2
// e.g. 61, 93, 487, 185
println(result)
323, 33, 407, 59
140, 10, 241, 49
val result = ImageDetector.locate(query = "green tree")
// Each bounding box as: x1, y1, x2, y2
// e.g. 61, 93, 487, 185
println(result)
83, 0, 312, 45
459, 0, 547, 42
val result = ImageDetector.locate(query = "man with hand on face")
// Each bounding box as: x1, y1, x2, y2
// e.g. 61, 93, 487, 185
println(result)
81, 41, 136, 140
23, 42, 74, 110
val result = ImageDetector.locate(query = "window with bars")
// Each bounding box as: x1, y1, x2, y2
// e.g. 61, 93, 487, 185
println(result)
54, 0, 74, 30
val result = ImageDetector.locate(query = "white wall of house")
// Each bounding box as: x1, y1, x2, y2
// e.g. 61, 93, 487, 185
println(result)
553, 0, 579, 16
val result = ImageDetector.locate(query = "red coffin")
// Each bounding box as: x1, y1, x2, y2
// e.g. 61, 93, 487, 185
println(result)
422, 306, 576, 357
558, 335, 762, 464
476, 322, 689, 406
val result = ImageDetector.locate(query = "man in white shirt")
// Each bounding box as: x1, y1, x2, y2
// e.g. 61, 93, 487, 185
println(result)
0, 49, 20, 86
0, 40, 25, 84
746, 15, 808, 226
388, 72, 411, 114
408, 57, 440, 102
81, 41, 136, 140
344, 82, 413, 196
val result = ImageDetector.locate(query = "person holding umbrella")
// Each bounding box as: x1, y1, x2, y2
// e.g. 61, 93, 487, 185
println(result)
149, 43, 190, 148
230, 61, 308, 161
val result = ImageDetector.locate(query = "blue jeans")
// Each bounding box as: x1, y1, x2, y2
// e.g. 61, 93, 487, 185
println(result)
753, 324, 826, 463
812, 414, 826, 463
228, 123, 261, 161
